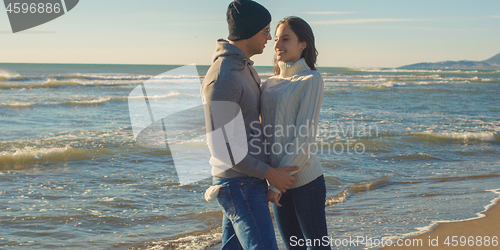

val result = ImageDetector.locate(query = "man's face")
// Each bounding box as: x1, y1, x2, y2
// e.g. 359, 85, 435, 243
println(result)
247, 24, 272, 56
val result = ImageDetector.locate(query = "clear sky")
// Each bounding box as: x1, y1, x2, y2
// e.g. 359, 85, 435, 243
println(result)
1, 0, 499, 67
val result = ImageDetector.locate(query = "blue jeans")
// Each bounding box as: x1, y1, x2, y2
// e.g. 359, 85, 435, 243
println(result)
272, 175, 331, 250
215, 176, 279, 250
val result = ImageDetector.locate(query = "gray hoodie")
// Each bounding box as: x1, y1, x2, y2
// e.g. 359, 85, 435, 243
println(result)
201, 39, 270, 180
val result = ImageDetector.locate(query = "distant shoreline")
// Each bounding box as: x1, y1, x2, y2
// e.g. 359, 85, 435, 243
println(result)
399, 53, 500, 70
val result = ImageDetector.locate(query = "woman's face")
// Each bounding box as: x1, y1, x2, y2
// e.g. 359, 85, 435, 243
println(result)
274, 24, 307, 63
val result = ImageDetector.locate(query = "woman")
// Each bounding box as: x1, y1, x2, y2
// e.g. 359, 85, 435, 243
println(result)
261, 17, 330, 249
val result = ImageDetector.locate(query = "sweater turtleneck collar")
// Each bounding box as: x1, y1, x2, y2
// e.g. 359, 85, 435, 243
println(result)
278, 58, 310, 78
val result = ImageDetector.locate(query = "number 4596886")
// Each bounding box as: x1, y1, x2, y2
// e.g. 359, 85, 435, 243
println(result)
444, 236, 498, 247
6, 2, 62, 14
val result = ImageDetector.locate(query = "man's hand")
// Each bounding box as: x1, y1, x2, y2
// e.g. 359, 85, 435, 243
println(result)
265, 166, 299, 193
267, 189, 282, 207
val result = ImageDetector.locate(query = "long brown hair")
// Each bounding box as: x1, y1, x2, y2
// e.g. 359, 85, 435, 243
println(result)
273, 16, 318, 75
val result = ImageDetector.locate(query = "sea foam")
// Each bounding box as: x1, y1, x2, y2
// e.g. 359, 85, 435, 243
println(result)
413, 131, 497, 142
0, 146, 108, 170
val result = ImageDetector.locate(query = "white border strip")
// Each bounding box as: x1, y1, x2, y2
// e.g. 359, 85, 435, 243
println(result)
60, 0, 68, 13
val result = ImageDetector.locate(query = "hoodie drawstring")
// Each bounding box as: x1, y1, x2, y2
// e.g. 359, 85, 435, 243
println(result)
232, 58, 247, 72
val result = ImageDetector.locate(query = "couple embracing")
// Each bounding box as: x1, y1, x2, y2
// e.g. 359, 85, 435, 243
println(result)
201, 0, 329, 249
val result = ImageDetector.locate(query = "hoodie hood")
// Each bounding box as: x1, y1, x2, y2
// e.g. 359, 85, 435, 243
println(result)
212, 39, 254, 68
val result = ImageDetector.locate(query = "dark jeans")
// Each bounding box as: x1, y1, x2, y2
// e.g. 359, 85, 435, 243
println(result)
272, 175, 331, 250
215, 176, 279, 250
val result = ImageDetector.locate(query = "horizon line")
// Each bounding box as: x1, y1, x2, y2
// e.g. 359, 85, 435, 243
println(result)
0, 61, 388, 68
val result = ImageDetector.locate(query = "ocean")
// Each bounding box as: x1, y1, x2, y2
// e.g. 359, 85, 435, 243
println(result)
0, 63, 499, 249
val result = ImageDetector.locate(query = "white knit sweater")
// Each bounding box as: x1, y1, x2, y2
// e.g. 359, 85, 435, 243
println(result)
261, 58, 324, 192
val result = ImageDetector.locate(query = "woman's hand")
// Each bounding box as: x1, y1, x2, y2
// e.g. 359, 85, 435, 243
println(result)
265, 166, 299, 193
267, 189, 282, 207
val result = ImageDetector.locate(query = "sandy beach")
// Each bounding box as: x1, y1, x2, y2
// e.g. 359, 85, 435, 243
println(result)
205, 196, 500, 250
380, 199, 500, 249
205, 201, 500, 250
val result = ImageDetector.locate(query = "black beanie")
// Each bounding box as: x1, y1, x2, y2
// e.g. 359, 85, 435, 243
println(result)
226, 0, 271, 41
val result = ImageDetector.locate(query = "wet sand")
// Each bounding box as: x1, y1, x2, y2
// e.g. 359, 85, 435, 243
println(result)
206, 201, 500, 249
380, 200, 500, 249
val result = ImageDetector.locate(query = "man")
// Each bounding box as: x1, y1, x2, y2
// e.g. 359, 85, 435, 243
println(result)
201, 0, 299, 249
